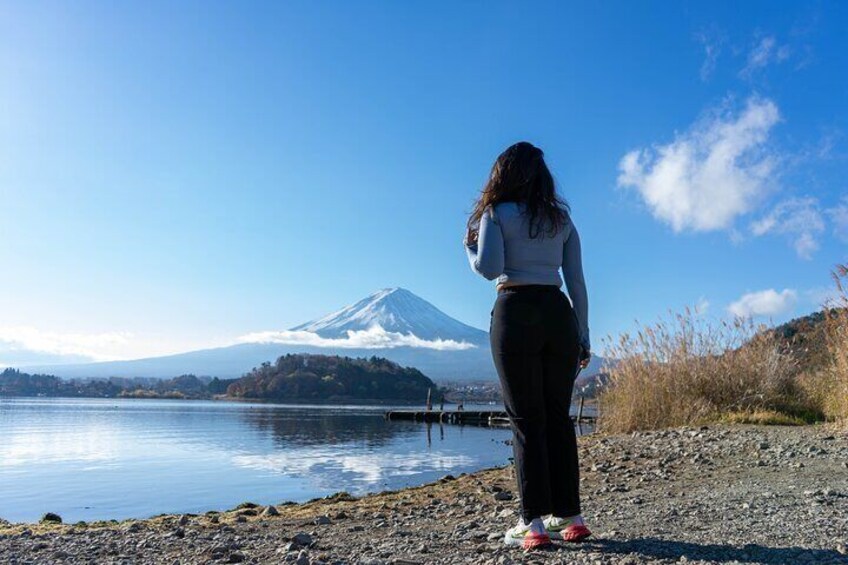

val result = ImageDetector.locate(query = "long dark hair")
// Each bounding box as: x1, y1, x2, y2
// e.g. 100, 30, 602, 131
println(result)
467, 141, 568, 242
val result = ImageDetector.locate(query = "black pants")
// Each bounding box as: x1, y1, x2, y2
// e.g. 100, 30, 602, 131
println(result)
490, 285, 582, 522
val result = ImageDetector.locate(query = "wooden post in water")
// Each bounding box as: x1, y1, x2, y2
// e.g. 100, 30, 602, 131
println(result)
426, 388, 432, 412
577, 396, 585, 423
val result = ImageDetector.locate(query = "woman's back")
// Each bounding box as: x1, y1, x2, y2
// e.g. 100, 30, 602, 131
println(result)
494, 202, 573, 288
464, 201, 589, 350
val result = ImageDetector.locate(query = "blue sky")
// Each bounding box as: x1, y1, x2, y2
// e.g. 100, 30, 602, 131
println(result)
1, 1, 846, 362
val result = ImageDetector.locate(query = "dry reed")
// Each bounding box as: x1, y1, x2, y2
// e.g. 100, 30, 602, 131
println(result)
598, 308, 805, 433
800, 264, 848, 426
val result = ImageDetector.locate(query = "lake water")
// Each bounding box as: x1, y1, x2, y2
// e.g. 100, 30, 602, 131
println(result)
0, 397, 593, 523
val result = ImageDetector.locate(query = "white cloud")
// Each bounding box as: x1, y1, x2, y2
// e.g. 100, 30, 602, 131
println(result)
750, 197, 825, 259
827, 197, 848, 242
237, 325, 477, 351
727, 289, 797, 318
618, 97, 780, 232
741, 36, 790, 78
0, 327, 131, 364
695, 29, 725, 81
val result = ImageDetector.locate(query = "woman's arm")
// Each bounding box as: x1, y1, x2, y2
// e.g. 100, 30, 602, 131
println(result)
562, 222, 590, 351
464, 207, 504, 280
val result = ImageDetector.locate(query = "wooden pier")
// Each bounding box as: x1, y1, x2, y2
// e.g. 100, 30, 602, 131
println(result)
386, 388, 597, 428
385, 409, 510, 427
384, 408, 596, 428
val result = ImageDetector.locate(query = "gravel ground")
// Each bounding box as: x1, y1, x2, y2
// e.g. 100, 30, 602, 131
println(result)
1, 424, 847, 564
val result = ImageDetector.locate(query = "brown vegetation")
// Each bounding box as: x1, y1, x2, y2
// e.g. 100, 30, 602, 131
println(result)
599, 264, 848, 433
799, 265, 848, 427
598, 311, 805, 433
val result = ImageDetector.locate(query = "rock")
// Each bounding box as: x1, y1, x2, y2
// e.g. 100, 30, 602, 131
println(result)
294, 549, 310, 565
333, 511, 349, 520
228, 550, 247, 563
314, 515, 331, 525
493, 492, 512, 501
39, 513, 63, 524
262, 505, 280, 517
291, 532, 313, 547
178, 514, 190, 526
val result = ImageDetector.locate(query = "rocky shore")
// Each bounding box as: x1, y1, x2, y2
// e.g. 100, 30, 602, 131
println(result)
2, 425, 847, 564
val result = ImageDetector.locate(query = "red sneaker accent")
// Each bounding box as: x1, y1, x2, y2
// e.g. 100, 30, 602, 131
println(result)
561, 524, 592, 542
522, 531, 552, 550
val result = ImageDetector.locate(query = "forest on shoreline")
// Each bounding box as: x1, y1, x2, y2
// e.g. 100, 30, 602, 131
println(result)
0, 354, 443, 404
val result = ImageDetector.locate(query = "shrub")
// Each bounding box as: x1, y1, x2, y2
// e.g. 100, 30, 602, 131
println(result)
598, 308, 806, 433
800, 265, 848, 426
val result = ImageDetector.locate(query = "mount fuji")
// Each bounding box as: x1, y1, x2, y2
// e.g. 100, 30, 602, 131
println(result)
24, 288, 498, 382
291, 288, 489, 345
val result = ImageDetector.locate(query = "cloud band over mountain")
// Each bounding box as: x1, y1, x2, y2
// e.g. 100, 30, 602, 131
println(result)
236, 325, 477, 351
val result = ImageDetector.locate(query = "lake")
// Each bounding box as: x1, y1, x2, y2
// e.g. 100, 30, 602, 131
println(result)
0, 397, 592, 523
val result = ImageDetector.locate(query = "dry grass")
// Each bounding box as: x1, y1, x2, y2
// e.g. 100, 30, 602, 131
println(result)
598, 309, 807, 434
719, 410, 808, 426
800, 265, 848, 427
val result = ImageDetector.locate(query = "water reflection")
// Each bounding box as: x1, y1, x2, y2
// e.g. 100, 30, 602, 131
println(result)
240, 406, 399, 448
0, 398, 514, 522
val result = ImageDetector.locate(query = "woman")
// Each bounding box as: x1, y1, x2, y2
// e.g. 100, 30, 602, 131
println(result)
464, 142, 591, 550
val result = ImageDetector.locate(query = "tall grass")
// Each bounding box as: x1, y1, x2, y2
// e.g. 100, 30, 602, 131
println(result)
598, 309, 805, 433
800, 265, 848, 426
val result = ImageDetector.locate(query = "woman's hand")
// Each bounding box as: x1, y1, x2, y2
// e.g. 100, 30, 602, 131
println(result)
465, 226, 478, 246
579, 346, 591, 369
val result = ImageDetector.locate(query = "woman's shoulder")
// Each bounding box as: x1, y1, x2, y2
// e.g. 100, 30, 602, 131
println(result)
492, 201, 521, 217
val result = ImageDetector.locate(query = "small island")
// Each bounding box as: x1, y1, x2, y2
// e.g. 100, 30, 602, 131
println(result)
226, 354, 442, 404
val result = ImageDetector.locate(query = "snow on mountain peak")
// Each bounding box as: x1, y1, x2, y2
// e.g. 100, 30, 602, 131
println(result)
290, 288, 488, 344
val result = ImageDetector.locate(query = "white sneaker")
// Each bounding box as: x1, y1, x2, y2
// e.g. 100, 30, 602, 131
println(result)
543, 515, 592, 542
503, 517, 552, 549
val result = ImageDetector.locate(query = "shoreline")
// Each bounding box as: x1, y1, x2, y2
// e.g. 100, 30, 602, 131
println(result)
2, 424, 846, 564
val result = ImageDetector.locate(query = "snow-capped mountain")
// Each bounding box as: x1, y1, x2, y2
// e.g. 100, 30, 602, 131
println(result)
24, 289, 494, 381
291, 288, 489, 345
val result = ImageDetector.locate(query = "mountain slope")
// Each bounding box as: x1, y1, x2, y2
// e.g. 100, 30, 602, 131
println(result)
0, 345, 93, 368
27, 341, 496, 382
